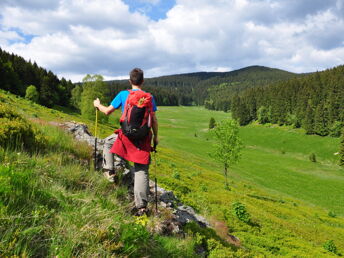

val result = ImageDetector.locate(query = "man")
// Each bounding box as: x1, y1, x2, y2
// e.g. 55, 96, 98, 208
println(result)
93, 68, 158, 215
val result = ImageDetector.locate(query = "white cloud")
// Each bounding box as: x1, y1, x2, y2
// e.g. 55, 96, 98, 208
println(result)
0, 0, 343, 82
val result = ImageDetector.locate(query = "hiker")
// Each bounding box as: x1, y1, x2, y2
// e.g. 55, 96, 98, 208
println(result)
93, 68, 158, 215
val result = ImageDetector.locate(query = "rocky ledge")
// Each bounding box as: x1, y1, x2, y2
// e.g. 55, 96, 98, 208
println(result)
62, 122, 210, 233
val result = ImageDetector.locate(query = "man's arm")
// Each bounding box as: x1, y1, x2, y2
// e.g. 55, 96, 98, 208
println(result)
151, 112, 159, 146
93, 98, 115, 115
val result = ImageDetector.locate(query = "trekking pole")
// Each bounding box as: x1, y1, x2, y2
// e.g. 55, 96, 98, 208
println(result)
153, 143, 158, 213
94, 108, 98, 171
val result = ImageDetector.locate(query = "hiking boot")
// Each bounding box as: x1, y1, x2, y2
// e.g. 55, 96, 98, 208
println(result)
103, 169, 115, 183
135, 207, 149, 216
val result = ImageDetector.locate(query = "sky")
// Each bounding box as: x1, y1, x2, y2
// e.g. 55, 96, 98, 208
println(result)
0, 0, 343, 82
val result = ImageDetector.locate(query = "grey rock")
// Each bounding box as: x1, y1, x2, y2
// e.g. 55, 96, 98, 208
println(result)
62, 121, 211, 231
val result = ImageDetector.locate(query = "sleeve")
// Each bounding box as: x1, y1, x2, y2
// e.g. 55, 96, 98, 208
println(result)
151, 95, 157, 112
110, 91, 124, 109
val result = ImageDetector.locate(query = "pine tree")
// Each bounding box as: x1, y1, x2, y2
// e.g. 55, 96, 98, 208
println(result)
257, 106, 270, 124
340, 128, 344, 166
303, 104, 315, 134
209, 117, 216, 129
314, 104, 329, 136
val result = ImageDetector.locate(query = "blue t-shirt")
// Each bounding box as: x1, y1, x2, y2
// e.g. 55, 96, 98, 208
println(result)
110, 89, 157, 113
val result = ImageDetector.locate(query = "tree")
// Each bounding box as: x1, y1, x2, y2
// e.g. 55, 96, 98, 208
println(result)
340, 128, 344, 167
211, 119, 243, 189
209, 117, 216, 129
25, 85, 39, 103
80, 74, 108, 122
257, 106, 270, 124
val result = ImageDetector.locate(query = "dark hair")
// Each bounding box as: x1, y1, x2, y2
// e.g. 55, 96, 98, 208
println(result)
129, 68, 144, 85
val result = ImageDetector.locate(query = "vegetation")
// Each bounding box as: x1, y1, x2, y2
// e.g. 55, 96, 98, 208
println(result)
340, 128, 344, 166
25, 85, 39, 103
79, 74, 109, 122
211, 119, 243, 189
209, 117, 216, 129
0, 48, 75, 108
1, 90, 344, 256
229, 66, 344, 137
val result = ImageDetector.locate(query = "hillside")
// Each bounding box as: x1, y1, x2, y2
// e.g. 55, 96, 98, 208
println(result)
1, 89, 343, 257
106, 65, 299, 106
230, 65, 344, 137
0, 48, 75, 108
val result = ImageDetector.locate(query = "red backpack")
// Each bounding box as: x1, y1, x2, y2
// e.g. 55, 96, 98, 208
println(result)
120, 90, 153, 141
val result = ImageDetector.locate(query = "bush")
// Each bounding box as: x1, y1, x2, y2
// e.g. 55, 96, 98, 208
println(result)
209, 117, 216, 129
119, 223, 150, 255
309, 153, 317, 163
232, 202, 251, 223
328, 211, 337, 218
0, 104, 47, 152
323, 240, 337, 254
25, 85, 39, 103
329, 121, 343, 137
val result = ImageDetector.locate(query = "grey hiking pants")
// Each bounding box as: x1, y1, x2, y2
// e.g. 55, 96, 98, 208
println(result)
103, 133, 150, 209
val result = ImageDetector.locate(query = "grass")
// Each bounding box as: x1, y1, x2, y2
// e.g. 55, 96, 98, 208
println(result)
1, 90, 344, 256
152, 106, 344, 215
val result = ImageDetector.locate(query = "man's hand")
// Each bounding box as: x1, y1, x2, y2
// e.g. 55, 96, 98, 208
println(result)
93, 98, 100, 108
153, 135, 159, 147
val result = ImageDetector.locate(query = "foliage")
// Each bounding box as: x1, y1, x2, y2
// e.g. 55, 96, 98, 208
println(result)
323, 240, 338, 255
309, 153, 317, 163
80, 74, 109, 123
25, 85, 39, 103
0, 103, 47, 151
257, 106, 270, 124
0, 48, 75, 107
329, 121, 343, 137
340, 128, 344, 166
209, 117, 216, 129
232, 202, 251, 223
119, 223, 150, 254
1, 92, 344, 257
230, 66, 344, 136
211, 119, 243, 187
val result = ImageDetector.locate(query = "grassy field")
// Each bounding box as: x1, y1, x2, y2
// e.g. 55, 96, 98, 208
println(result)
151, 106, 344, 215
2, 90, 344, 257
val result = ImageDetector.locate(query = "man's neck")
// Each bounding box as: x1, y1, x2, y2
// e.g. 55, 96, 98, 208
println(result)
131, 85, 142, 90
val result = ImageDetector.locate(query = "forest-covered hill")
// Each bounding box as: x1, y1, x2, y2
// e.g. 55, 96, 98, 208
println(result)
229, 65, 344, 137
107, 65, 299, 106
0, 48, 75, 108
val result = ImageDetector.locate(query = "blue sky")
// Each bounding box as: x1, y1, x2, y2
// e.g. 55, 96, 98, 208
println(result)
123, 0, 175, 21
0, 0, 343, 82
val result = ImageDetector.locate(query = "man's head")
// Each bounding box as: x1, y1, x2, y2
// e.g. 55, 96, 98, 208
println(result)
129, 68, 144, 86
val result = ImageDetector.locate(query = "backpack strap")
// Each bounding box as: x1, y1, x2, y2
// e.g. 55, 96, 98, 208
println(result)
120, 90, 132, 122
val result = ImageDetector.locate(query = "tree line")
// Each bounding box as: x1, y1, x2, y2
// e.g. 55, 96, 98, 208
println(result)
229, 65, 344, 137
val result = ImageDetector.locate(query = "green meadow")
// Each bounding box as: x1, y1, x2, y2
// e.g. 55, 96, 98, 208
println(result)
152, 106, 343, 214
2, 91, 344, 257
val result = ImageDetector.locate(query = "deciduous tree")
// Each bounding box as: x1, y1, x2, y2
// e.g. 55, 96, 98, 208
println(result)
211, 119, 243, 189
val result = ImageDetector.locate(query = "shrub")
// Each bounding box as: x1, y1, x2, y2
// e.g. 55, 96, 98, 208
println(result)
209, 117, 216, 129
0, 104, 47, 152
309, 153, 317, 163
329, 121, 343, 137
323, 240, 337, 254
119, 223, 150, 255
232, 202, 251, 223
328, 211, 336, 218
257, 106, 271, 124
25, 85, 39, 103
172, 170, 181, 180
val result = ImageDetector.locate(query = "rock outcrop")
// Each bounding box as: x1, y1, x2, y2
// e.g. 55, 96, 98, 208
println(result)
62, 121, 210, 232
